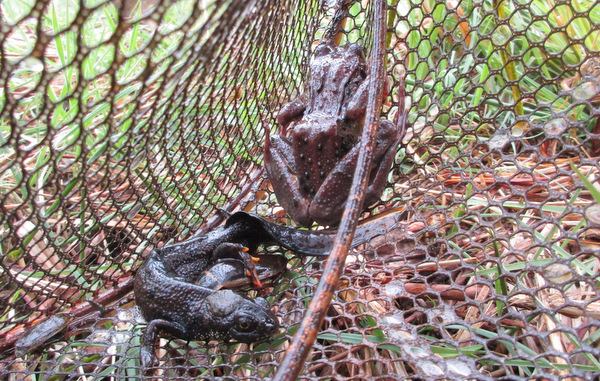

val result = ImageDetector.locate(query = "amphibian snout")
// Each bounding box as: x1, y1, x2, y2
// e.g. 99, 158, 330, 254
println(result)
204, 290, 279, 343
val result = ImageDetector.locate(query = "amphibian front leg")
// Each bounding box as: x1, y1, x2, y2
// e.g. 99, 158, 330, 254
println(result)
140, 319, 187, 368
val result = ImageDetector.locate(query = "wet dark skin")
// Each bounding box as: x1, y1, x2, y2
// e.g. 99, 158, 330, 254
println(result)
196, 254, 287, 290
134, 210, 403, 368
134, 244, 279, 368
265, 42, 401, 227
153, 210, 399, 282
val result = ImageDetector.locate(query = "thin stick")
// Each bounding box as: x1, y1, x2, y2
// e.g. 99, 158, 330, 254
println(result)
272, 1, 389, 379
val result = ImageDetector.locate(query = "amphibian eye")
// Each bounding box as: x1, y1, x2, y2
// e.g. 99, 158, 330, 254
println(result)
237, 317, 253, 332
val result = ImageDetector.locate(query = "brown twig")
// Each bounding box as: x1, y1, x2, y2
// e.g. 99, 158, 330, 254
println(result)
272, 1, 393, 379
0, 277, 134, 354
592, 116, 600, 156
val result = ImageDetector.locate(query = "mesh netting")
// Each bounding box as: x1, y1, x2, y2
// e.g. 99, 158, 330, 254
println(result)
1, 0, 599, 379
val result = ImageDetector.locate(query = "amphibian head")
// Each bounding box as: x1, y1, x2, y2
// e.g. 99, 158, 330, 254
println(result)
205, 289, 279, 343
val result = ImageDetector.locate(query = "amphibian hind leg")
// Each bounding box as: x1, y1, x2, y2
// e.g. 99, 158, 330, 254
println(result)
276, 97, 306, 132
141, 319, 187, 369
309, 143, 360, 226
264, 135, 313, 226
212, 243, 263, 287
364, 118, 400, 207
309, 117, 400, 226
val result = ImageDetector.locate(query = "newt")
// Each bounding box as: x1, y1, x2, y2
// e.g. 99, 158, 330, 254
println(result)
134, 244, 280, 368
134, 209, 403, 368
